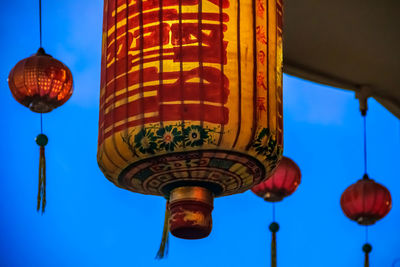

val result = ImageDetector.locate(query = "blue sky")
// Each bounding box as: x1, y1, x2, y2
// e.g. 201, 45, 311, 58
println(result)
1, 1, 399, 266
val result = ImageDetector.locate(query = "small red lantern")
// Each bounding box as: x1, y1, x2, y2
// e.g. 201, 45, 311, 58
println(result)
340, 174, 391, 267
252, 156, 301, 267
341, 174, 392, 226
8, 48, 73, 113
252, 156, 301, 202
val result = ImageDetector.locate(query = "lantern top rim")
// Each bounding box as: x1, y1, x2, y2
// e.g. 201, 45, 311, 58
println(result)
35, 47, 52, 57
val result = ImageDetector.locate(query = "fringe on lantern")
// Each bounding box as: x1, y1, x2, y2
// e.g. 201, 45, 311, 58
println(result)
155, 203, 170, 259
364, 251, 369, 267
37, 146, 46, 214
271, 231, 277, 267
362, 243, 372, 267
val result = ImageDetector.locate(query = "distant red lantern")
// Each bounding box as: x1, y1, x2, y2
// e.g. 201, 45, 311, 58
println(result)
341, 174, 391, 226
252, 156, 301, 267
340, 174, 391, 267
341, 98, 393, 267
8, 48, 73, 113
252, 156, 301, 202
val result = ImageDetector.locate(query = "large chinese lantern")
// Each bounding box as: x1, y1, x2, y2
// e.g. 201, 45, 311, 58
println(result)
252, 156, 301, 267
7, 0, 73, 213
340, 97, 391, 267
97, 0, 284, 253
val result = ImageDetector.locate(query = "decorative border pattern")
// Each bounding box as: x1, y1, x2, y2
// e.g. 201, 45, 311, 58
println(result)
115, 126, 282, 197
121, 124, 220, 156
118, 150, 266, 197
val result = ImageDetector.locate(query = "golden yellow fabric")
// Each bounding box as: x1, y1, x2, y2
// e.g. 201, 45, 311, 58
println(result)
98, 0, 283, 196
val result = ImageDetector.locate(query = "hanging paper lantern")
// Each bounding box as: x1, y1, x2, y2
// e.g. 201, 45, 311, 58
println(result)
8, 48, 73, 113
341, 174, 391, 267
340, 100, 393, 267
8, 47, 73, 212
251, 156, 301, 267
252, 156, 301, 202
98, 0, 284, 246
341, 174, 391, 226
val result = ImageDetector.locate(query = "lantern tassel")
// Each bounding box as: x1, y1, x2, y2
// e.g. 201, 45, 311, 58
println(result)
36, 133, 48, 214
364, 251, 369, 267
155, 202, 170, 259
37, 146, 46, 213
362, 243, 372, 267
269, 222, 279, 267
271, 231, 277, 267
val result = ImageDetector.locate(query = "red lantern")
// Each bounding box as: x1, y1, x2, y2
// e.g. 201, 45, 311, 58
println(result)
8, 48, 73, 113
8, 47, 73, 213
251, 156, 301, 267
341, 174, 391, 226
252, 156, 301, 202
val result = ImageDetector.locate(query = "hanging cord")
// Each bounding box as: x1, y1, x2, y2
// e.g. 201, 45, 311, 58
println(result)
39, 0, 42, 47
40, 113, 43, 134
269, 203, 279, 267
362, 113, 368, 175
155, 201, 170, 259
272, 202, 276, 222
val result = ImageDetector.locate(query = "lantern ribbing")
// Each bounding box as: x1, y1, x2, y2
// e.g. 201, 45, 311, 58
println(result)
98, 0, 284, 242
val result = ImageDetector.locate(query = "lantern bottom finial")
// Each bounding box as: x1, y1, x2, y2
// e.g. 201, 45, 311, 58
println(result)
168, 186, 214, 240
263, 192, 284, 202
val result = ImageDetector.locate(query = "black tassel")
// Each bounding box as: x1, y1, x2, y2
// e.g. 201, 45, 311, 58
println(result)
36, 134, 48, 214
363, 243, 372, 267
269, 222, 279, 267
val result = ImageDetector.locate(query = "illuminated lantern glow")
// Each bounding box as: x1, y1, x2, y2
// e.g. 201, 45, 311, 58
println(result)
340, 174, 392, 226
98, 0, 283, 241
252, 156, 301, 202
8, 48, 73, 114
8, 47, 74, 213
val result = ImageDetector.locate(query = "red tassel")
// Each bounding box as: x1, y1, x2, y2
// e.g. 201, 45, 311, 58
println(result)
37, 146, 46, 213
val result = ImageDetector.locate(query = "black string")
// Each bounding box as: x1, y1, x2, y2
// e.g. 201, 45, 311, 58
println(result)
39, 0, 42, 47
363, 114, 367, 175
272, 202, 276, 222
40, 113, 43, 134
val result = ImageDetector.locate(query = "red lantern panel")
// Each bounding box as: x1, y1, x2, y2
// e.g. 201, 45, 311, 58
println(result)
340, 176, 391, 225
8, 48, 73, 113
252, 156, 301, 202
